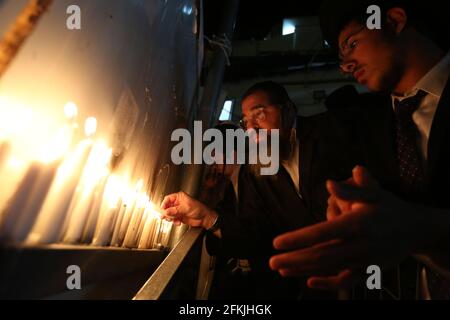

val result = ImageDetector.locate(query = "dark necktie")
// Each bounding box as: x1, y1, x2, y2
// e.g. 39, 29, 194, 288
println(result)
394, 90, 427, 194
394, 91, 426, 299
395, 90, 450, 299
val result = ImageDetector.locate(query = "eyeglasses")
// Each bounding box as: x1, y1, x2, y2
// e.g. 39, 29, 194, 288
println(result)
339, 26, 366, 70
239, 106, 266, 130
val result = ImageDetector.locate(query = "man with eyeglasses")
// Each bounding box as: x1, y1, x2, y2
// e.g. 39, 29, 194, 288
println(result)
162, 81, 353, 299
270, 0, 450, 299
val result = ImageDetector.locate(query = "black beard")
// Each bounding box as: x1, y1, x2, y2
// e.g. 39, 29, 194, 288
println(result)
248, 128, 292, 178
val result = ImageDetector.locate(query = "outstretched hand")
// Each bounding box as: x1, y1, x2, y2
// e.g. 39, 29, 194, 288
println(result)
270, 166, 431, 290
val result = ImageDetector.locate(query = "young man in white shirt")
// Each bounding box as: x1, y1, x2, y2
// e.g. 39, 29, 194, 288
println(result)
270, 0, 450, 299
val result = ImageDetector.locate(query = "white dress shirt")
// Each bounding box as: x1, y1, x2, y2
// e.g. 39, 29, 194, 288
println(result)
281, 126, 302, 198
391, 52, 450, 299
391, 52, 450, 160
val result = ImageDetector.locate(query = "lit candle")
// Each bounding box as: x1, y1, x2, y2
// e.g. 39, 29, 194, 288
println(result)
0, 159, 58, 242
91, 199, 121, 247
63, 101, 79, 147
64, 102, 78, 127
0, 141, 13, 213
152, 218, 165, 250
122, 193, 148, 248
91, 175, 123, 247
138, 203, 161, 249
80, 169, 109, 243
0, 141, 11, 173
159, 219, 173, 249
0, 101, 33, 214
111, 180, 143, 247
26, 117, 96, 245
62, 141, 112, 244
109, 196, 129, 247
136, 208, 149, 245
0, 120, 74, 243
0, 156, 28, 215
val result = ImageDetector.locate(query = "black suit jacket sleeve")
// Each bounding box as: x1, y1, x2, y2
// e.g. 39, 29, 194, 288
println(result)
211, 167, 280, 262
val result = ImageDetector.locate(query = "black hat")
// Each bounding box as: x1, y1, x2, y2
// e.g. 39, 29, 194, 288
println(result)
319, 0, 416, 50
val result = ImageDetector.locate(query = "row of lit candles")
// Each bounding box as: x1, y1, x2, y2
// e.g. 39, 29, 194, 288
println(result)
0, 100, 173, 249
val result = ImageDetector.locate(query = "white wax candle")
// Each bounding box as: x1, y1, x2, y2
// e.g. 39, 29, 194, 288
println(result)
122, 207, 145, 248
110, 180, 143, 246
91, 175, 123, 246
0, 160, 58, 242
152, 218, 164, 250
109, 201, 128, 247
62, 142, 112, 244
137, 204, 161, 249
0, 156, 28, 216
92, 205, 119, 247
0, 141, 11, 173
160, 220, 173, 249
122, 192, 148, 248
26, 139, 93, 244
138, 217, 154, 249
81, 172, 109, 243
114, 198, 136, 247
136, 210, 148, 245
62, 186, 97, 244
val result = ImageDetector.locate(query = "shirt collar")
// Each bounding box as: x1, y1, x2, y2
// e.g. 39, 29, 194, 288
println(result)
392, 52, 450, 102
416, 52, 450, 98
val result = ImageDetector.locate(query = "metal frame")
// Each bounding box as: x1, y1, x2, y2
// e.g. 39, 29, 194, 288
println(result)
133, 228, 203, 300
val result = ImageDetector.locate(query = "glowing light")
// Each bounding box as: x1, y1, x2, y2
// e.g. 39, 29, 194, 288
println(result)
38, 126, 72, 163
7, 156, 26, 170
219, 100, 234, 121
64, 102, 78, 120
122, 186, 135, 207
103, 175, 125, 208
182, 5, 193, 15
282, 19, 296, 36
0, 96, 34, 140
76, 141, 112, 195
147, 201, 162, 218
136, 192, 150, 209
84, 117, 97, 137
135, 179, 144, 192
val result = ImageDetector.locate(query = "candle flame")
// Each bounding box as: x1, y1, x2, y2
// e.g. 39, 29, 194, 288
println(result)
136, 192, 149, 209
84, 117, 97, 137
64, 102, 78, 120
146, 201, 162, 219
7, 155, 26, 170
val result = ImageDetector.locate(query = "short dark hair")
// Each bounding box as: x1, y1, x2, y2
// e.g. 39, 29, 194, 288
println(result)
242, 81, 297, 129
320, 0, 422, 50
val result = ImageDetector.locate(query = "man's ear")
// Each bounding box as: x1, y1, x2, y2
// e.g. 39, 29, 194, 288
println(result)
282, 100, 297, 131
386, 7, 408, 35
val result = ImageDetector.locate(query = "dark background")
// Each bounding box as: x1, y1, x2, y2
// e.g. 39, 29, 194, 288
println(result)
205, 0, 448, 45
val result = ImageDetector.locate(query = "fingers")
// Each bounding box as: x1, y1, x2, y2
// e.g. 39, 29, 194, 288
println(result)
326, 196, 350, 220
162, 206, 179, 218
352, 166, 379, 188
327, 180, 378, 203
270, 239, 368, 277
273, 214, 356, 251
327, 196, 341, 220
307, 269, 360, 291
326, 166, 380, 204
161, 193, 180, 210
